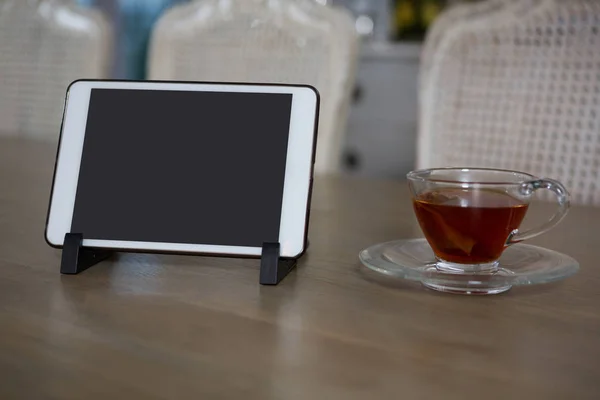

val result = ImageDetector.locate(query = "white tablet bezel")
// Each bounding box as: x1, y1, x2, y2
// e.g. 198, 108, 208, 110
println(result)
45, 80, 318, 258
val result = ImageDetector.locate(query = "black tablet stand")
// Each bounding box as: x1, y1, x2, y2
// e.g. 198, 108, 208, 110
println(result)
60, 233, 297, 285
259, 242, 297, 285
60, 233, 114, 275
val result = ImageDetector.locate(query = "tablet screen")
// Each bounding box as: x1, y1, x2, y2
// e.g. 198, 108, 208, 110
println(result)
71, 89, 293, 247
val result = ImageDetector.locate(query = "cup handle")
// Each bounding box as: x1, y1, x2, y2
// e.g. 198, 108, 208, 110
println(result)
506, 178, 570, 245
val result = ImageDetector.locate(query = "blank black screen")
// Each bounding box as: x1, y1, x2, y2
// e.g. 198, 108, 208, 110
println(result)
71, 88, 293, 247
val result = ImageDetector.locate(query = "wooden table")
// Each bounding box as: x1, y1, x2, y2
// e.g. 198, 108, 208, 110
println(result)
1, 137, 599, 399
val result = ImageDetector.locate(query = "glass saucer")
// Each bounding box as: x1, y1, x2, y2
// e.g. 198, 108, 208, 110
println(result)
359, 239, 579, 295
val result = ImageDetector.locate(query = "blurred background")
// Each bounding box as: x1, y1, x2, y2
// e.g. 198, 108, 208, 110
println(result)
2, 0, 599, 205
0, 0, 466, 176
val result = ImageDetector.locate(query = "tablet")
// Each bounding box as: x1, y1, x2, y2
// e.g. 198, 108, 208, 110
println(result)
45, 80, 319, 258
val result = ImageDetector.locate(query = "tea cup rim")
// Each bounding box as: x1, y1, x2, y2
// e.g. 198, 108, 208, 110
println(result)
407, 167, 537, 185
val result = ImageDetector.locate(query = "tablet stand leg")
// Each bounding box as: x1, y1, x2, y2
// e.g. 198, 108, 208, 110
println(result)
260, 242, 297, 285
60, 233, 114, 275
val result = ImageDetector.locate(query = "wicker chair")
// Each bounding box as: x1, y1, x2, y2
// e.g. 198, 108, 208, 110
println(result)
418, 0, 600, 205
148, 0, 359, 174
419, 0, 513, 122
0, 0, 111, 140
421, 0, 508, 91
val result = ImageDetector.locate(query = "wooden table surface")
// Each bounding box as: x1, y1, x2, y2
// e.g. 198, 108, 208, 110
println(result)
1, 137, 599, 399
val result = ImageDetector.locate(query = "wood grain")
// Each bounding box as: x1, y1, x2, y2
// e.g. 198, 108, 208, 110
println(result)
0, 137, 599, 399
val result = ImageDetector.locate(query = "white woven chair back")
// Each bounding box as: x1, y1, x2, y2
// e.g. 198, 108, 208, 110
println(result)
418, 0, 600, 205
420, 0, 510, 106
0, 0, 112, 140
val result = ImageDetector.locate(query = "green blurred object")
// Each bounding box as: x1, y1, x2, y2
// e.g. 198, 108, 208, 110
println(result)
394, 0, 447, 41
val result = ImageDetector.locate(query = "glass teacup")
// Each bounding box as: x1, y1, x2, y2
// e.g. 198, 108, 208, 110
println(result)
407, 168, 570, 280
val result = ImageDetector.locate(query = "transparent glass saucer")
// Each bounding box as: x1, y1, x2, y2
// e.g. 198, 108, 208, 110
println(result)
359, 239, 579, 295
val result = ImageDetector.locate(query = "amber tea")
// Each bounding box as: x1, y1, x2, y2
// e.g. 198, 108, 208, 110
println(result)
413, 189, 529, 264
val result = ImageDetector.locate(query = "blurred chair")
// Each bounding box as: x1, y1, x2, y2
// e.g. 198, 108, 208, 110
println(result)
418, 0, 600, 205
419, 0, 509, 116
0, 0, 111, 140
148, 0, 359, 174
